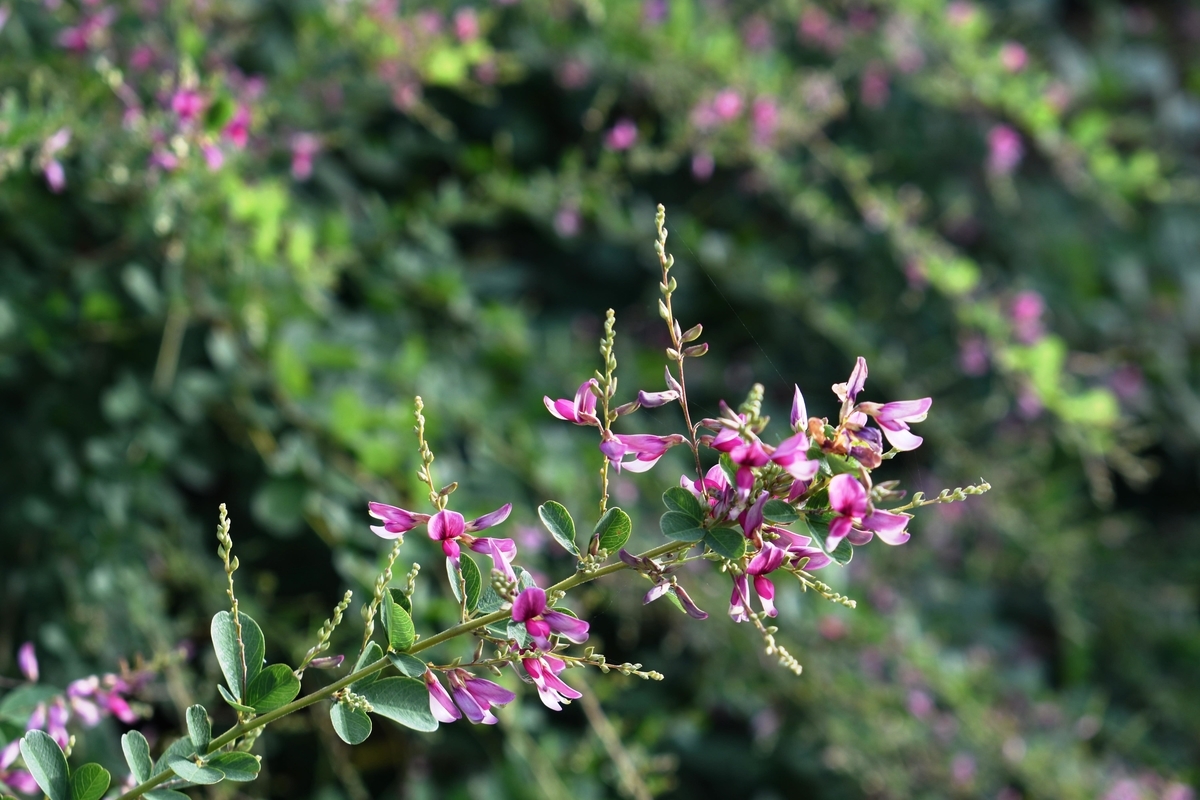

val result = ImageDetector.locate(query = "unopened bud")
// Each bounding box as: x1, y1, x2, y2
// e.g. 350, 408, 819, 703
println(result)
438, 482, 458, 496
666, 347, 680, 360
681, 323, 703, 342
683, 343, 709, 357
658, 299, 670, 320
614, 401, 640, 416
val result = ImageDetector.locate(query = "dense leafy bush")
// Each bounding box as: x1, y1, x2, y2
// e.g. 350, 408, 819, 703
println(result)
1, 0, 1198, 797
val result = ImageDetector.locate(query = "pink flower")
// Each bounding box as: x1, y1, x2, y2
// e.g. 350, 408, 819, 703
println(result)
987, 124, 1023, 175
41, 128, 70, 193
858, 398, 933, 452
827, 474, 910, 551
521, 654, 581, 710
0, 741, 37, 796
599, 432, 686, 473
512, 586, 589, 650
202, 143, 224, 171
712, 89, 742, 121
424, 670, 460, 723
604, 119, 637, 151
129, 44, 155, 70
742, 15, 773, 51
446, 669, 515, 724
959, 336, 989, 376
224, 105, 251, 148
171, 89, 205, 123
1010, 290, 1044, 343
692, 152, 714, 181
17, 642, 38, 682
368, 502, 517, 578
860, 62, 889, 108
553, 206, 581, 238
453, 7, 479, 41
291, 133, 320, 180
999, 41, 1028, 72
642, 0, 667, 25
544, 379, 599, 425
751, 97, 778, 144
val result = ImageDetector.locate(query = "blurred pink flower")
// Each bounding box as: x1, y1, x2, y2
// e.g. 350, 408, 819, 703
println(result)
171, 89, 205, 123
290, 133, 320, 180
554, 206, 581, 238
959, 336, 989, 376
751, 97, 778, 144
642, 0, 667, 25
692, 152, 714, 182
129, 44, 155, 71
556, 59, 590, 89
224, 105, 251, 148
999, 41, 1028, 72
1010, 290, 1045, 343
712, 89, 742, 121
860, 62, 889, 108
741, 15, 773, 51
987, 124, 1023, 175
453, 8, 479, 42
946, 1, 975, 26
907, 689, 934, 719
202, 143, 224, 171
604, 118, 637, 151
951, 753, 976, 786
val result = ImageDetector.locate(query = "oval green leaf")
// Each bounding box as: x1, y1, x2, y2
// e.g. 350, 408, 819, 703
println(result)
165, 756, 224, 786
152, 738, 196, 777
704, 527, 747, 561
762, 499, 799, 524
388, 653, 427, 678
210, 611, 266, 701
144, 791, 191, 800
20, 730, 70, 800
593, 506, 631, 552
538, 501, 578, 556
70, 763, 111, 800
446, 555, 481, 612
357, 677, 438, 732
120, 730, 153, 784
217, 685, 254, 714
660, 511, 705, 542
245, 663, 301, 714
206, 753, 261, 783
330, 701, 372, 745
385, 596, 416, 652
185, 705, 211, 752
351, 642, 385, 690
662, 487, 705, 521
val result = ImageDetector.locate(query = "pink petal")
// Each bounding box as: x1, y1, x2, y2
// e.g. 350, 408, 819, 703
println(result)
826, 516, 853, 552
543, 610, 590, 644
464, 503, 512, 532
876, 398, 932, 423
636, 389, 678, 407
880, 425, 924, 451
464, 677, 516, 706
828, 474, 868, 518
545, 396, 573, 421
790, 384, 808, 429
863, 510, 911, 545
618, 453, 664, 473
747, 542, 785, 575
512, 587, 547, 622
753, 575, 778, 617
425, 672, 461, 723
17, 642, 37, 683
468, 537, 518, 580
428, 509, 466, 541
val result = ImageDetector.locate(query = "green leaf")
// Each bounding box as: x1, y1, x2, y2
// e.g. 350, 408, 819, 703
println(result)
185, 705, 211, 752
718, 453, 739, 486
217, 685, 255, 714
446, 555, 481, 612
538, 501, 578, 556
593, 507, 631, 552
507, 620, 532, 649
388, 653, 427, 678
357, 677, 438, 732
704, 527, 747, 560
0, 686, 60, 723
20, 731, 70, 800
166, 756, 224, 785
516, 567, 537, 590
121, 730, 153, 784
244, 664, 301, 714
384, 595, 416, 652
476, 582, 505, 614
207, 752, 261, 782
351, 642, 385, 689
330, 702, 372, 745
152, 739, 196, 777
662, 487, 705, 521
389, 587, 411, 614
210, 611, 265, 701
762, 499, 798, 524
660, 511, 705, 542
144, 791, 191, 800
70, 764, 110, 800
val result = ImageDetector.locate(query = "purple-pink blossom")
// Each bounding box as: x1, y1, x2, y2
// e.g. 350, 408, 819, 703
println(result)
512, 586, 589, 650
1010, 290, 1045, 344
599, 432, 685, 474
999, 41, 1028, 72
453, 8, 480, 42
291, 133, 320, 180
544, 379, 599, 425
225, 106, 251, 148
692, 152, 714, 181
987, 125, 1024, 176
827, 474, 910, 551
41, 128, 70, 193
858, 398, 933, 452
368, 501, 517, 578
604, 119, 638, 151
171, 89, 205, 123
521, 654, 581, 710
0, 741, 37, 796
425, 668, 515, 725
751, 97, 779, 144
17, 642, 37, 682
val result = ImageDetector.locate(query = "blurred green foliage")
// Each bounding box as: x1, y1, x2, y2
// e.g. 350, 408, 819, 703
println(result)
1, 0, 1198, 797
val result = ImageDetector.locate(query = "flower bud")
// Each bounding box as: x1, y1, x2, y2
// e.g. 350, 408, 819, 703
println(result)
681, 323, 703, 342
683, 343, 709, 357
614, 401, 641, 416
658, 299, 670, 320
439, 482, 458, 496
666, 347, 681, 360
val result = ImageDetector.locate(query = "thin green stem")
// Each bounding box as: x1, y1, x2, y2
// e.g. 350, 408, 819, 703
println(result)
114, 540, 686, 800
